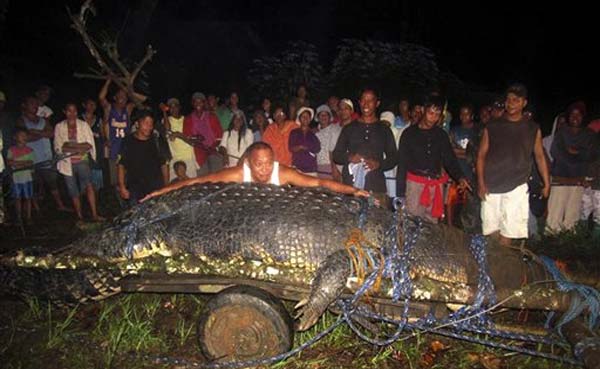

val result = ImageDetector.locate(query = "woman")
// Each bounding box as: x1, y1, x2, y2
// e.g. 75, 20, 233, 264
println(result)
251, 110, 268, 142
289, 107, 320, 176
218, 111, 254, 167
54, 103, 102, 221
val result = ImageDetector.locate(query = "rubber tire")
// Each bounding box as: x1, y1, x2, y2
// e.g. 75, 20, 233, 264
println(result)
197, 285, 294, 362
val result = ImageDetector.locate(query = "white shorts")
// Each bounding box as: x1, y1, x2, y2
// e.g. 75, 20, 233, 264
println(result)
481, 183, 529, 238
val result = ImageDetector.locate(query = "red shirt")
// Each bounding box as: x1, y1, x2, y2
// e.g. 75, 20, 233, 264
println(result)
183, 111, 223, 166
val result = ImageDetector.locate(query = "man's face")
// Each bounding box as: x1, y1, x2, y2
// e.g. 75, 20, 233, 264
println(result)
338, 102, 353, 122
297, 86, 307, 98
399, 100, 409, 114
114, 89, 128, 106
421, 105, 442, 129
169, 103, 181, 116
459, 107, 473, 126
175, 164, 187, 178
192, 97, 206, 113
479, 106, 491, 124
229, 93, 239, 106
36, 89, 50, 104
568, 109, 583, 127
248, 148, 274, 183
410, 105, 424, 123
253, 112, 266, 127
137, 116, 154, 138
317, 111, 331, 126
64, 104, 78, 121
207, 95, 218, 110
23, 98, 40, 116
505, 93, 526, 116
262, 98, 271, 111
359, 91, 379, 117
84, 100, 97, 113
0, 101, 5, 111
15, 131, 27, 145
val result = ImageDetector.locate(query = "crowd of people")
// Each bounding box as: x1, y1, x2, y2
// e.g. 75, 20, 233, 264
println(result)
0, 81, 598, 245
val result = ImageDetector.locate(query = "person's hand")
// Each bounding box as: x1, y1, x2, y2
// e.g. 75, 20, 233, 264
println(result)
332, 169, 342, 182
353, 189, 370, 198
477, 181, 489, 200
140, 188, 165, 202
542, 184, 551, 198
364, 159, 379, 171
348, 154, 362, 163
119, 186, 130, 200
291, 145, 307, 153
457, 178, 472, 193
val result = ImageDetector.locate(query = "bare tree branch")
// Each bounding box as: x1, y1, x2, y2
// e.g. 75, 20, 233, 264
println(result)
73, 73, 108, 80
130, 45, 156, 84
68, 0, 156, 108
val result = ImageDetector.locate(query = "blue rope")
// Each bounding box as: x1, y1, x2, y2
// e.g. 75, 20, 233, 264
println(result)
135, 196, 597, 368
540, 255, 600, 333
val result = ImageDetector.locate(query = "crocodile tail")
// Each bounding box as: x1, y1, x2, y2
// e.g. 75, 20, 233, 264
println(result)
0, 265, 124, 305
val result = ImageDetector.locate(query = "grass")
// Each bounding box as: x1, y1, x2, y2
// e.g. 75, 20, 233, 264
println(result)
46, 303, 79, 349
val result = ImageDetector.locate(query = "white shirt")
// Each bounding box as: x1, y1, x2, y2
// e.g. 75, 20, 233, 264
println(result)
243, 161, 280, 185
315, 124, 342, 166
54, 119, 96, 176
37, 105, 53, 119
219, 129, 254, 167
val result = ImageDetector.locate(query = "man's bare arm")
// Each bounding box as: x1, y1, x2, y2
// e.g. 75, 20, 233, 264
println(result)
141, 166, 243, 201
533, 129, 551, 198
99, 79, 111, 111
280, 166, 368, 197
476, 128, 489, 200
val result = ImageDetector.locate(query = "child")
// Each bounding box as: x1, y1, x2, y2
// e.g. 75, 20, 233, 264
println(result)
170, 161, 189, 184
7, 128, 35, 224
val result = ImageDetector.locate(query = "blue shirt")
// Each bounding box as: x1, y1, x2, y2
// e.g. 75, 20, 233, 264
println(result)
107, 106, 130, 160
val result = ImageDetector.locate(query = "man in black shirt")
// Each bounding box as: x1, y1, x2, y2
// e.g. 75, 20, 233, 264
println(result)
332, 89, 397, 198
118, 111, 169, 205
396, 96, 471, 223
477, 84, 549, 246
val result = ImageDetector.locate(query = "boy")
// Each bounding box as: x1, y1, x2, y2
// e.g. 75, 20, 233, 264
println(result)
7, 128, 35, 224
170, 161, 190, 184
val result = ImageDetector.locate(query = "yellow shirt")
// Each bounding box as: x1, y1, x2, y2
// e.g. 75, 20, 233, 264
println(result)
168, 116, 194, 161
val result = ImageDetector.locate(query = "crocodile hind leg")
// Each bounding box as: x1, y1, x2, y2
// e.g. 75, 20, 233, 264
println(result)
294, 250, 351, 331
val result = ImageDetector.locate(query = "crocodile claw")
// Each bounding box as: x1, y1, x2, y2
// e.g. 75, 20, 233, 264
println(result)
294, 302, 322, 331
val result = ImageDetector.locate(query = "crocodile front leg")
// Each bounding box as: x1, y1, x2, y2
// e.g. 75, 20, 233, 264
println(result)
294, 250, 351, 331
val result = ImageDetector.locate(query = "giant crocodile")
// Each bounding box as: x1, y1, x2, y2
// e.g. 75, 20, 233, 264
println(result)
1, 182, 599, 366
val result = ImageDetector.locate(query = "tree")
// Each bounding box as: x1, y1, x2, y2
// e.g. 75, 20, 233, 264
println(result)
67, 0, 156, 107
328, 39, 439, 101
248, 41, 325, 105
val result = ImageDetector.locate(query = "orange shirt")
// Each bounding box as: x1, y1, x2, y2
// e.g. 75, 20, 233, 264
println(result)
262, 120, 298, 166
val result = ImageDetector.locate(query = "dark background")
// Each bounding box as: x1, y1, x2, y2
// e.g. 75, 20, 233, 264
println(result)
0, 0, 597, 131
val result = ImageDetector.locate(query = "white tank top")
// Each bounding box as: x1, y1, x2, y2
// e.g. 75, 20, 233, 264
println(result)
243, 161, 280, 185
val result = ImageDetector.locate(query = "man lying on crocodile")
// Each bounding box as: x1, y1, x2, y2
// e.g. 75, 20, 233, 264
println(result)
142, 141, 369, 201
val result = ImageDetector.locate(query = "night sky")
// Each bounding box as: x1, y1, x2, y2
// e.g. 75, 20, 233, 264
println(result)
0, 0, 598, 128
